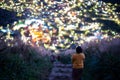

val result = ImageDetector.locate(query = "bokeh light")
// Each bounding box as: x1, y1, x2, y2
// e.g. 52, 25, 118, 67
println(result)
0, 0, 120, 51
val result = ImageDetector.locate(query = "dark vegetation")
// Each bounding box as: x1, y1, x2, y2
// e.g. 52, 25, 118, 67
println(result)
99, 0, 120, 12
99, 0, 120, 4
83, 38, 120, 80
97, 19, 120, 33
0, 8, 23, 27
0, 39, 53, 80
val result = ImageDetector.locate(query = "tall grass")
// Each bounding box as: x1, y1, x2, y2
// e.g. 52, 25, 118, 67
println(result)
83, 37, 120, 80
0, 39, 53, 80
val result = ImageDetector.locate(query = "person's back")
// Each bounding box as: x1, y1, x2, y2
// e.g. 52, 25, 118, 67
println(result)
71, 46, 85, 80
72, 53, 85, 69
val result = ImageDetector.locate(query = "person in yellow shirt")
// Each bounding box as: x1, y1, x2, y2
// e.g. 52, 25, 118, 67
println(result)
71, 46, 85, 80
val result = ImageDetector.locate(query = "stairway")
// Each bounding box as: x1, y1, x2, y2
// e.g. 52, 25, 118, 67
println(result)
49, 61, 72, 80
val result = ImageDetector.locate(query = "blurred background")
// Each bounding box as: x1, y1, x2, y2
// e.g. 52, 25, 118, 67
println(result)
0, 0, 120, 52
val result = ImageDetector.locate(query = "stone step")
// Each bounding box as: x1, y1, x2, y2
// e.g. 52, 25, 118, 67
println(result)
52, 67, 72, 73
53, 63, 72, 68
50, 72, 72, 78
49, 76, 72, 80
49, 62, 73, 80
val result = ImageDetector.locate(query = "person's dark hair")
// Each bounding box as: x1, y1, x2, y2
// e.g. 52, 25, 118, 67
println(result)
76, 46, 82, 53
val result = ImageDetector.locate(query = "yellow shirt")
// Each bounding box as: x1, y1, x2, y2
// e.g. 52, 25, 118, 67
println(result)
72, 53, 85, 69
